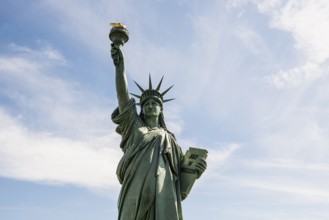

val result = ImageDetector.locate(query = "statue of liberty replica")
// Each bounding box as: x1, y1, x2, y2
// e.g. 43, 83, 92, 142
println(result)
109, 23, 208, 220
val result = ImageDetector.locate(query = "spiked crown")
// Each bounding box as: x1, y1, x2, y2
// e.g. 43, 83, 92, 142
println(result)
130, 75, 174, 106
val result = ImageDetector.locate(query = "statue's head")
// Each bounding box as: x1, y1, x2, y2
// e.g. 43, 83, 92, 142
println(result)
131, 75, 174, 128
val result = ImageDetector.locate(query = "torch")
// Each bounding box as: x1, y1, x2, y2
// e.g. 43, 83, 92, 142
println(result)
109, 23, 129, 66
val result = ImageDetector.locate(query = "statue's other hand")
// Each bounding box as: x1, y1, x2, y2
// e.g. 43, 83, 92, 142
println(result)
194, 157, 207, 179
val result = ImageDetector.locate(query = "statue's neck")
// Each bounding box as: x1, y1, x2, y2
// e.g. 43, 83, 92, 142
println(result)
145, 116, 160, 129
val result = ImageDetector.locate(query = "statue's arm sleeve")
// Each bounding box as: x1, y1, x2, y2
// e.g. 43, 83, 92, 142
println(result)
111, 98, 141, 149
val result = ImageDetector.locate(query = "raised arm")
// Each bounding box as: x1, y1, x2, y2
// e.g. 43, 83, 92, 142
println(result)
111, 44, 130, 113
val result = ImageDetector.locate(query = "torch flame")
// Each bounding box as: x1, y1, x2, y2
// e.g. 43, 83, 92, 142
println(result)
110, 23, 126, 28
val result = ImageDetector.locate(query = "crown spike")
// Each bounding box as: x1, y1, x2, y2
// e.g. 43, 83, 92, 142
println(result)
132, 75, 175, 105
148, 74, 153, 90
130, 93, 141, 99
163, 98, 175, 103
156, 76, 164, 91
134, 81, 145, 92
161, 85, 174, 96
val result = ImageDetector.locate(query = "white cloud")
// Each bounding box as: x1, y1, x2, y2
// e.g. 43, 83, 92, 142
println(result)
0, 109, 121, 193
1, 44, 112, 138
261, 0, 329, 88
229, 0, 329, 88
270, 0, 329, 63
0, 44, 123, 195
268, 61, 324, 88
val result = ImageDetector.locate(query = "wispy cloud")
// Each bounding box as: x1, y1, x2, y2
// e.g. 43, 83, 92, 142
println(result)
229, 0, 329, 88
245, 158, 329, 172
202, 143, 239, 179
261, 0, 329, 88
255, 107, 329, 163
207, 157, 329, 205
0, 44, 123, 195
0, 108, 121, 192
269, 61, 325, 88
8, 42, 66, 63
233, 22, 271, 57
236, 177, 329, 203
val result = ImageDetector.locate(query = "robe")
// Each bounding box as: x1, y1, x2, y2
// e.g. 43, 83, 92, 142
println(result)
112, 99, 184, 220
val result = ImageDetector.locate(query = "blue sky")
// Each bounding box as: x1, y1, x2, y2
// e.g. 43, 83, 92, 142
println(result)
1, 0, 329, 219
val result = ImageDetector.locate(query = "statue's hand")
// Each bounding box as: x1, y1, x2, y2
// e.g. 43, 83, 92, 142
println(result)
191, 157, 207, 179
111, 43, 124, 67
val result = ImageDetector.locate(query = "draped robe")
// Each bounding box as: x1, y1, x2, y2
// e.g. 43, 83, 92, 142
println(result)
112, 99, 184, 220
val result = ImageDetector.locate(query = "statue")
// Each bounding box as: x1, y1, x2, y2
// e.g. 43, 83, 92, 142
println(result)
109, 23, 207, 220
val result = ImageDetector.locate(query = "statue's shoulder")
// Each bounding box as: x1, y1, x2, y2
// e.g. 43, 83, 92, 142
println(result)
164, 128, 177, 141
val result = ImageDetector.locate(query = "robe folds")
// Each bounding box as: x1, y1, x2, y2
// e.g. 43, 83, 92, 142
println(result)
112, 99, 184, 220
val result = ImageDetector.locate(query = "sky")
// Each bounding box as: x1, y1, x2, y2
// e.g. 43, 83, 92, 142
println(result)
1, 0, 329, 219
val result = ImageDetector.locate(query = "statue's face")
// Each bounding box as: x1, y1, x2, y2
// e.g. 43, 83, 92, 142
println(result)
142, 98, 162, 118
